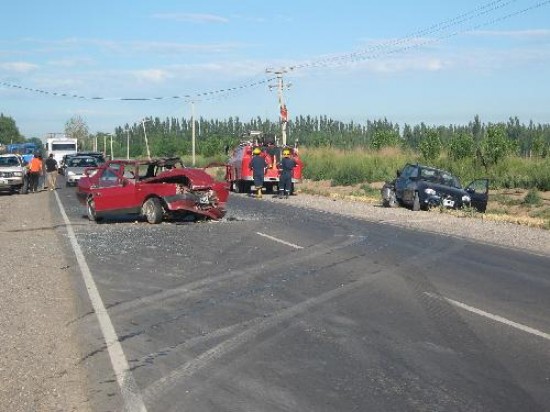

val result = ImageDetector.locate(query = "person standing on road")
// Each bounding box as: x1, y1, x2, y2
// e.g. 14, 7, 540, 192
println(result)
277, 148, 296, 199
27, 153, 43, 193
249, 147, 268, 199
44, 153, 58, 191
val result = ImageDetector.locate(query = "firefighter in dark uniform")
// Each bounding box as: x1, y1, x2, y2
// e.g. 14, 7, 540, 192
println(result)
278, 148, 296, 199
249, 147, 268, 198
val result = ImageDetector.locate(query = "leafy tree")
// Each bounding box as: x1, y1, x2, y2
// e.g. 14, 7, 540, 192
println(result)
0, 114, 23, 144
65, 115, 89, 141
448, 132, 475, 160
476, 124, 511, 172
531, 135, 545, 157
418, 129, 441, 162
370, 129, 399, 150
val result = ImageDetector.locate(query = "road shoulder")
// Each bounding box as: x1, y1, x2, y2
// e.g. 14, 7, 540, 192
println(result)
0, 190, 91, 412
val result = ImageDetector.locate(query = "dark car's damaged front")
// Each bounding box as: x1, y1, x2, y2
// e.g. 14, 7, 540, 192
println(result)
382, 163, 489, 212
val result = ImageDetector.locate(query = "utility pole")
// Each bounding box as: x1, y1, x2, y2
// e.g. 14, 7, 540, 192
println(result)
125, 127, 130, 160
191, 101, 196, 166
109, 133, 113, 159
267, 67, 292, 146
141, 118, 152, 160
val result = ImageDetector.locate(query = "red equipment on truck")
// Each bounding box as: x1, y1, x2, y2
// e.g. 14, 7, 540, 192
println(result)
225, 131, 303, 195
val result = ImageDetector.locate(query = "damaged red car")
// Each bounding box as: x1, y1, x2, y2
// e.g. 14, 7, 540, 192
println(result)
76, 157, 229, 224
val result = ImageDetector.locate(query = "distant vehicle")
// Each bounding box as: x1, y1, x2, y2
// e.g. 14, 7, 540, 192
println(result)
45, 136, 77, 165
76, 157, 229, 224
64, 155, 99, 186
0, 154, 26, 194
381, 163, 489, 212
225, 131, 303, 194
6, 143, 38, 163
59, 151, 105, 176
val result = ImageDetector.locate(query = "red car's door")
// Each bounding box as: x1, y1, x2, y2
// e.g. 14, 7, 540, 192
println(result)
92, 168, 139, 213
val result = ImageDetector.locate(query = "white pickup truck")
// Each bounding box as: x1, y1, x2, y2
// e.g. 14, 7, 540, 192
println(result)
0, 154, 26, 194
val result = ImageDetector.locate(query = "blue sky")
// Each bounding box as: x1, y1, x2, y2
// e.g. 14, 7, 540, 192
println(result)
1, 0, 549, 139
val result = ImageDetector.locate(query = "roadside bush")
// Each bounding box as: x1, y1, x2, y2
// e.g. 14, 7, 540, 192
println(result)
523, 189, 543, 206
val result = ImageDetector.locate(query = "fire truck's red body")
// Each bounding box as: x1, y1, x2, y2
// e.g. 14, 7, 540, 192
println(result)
225, 134, 303, 194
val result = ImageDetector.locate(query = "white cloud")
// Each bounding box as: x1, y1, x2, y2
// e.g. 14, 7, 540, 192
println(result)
0, 62, 39, 73
132, 69, 173, 83
151, 13, 228, 23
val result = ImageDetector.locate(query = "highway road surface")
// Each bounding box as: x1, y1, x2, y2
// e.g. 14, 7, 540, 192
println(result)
51, 184, 550, 412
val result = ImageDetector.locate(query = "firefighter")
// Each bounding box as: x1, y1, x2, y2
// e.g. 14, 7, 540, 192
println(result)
278, 148, 296, 199
249, 147, 267, 198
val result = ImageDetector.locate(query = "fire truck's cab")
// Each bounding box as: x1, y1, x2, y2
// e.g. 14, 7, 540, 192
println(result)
226, 132, 303, 195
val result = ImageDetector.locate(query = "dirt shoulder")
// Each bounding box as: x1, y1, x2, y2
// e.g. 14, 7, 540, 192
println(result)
0, 190, 90, 412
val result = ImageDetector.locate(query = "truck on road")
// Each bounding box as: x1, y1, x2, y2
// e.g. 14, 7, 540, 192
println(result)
45, 135, 78, 165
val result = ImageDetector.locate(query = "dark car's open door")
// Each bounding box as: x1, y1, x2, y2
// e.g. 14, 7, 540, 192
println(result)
465, 179, 489, 212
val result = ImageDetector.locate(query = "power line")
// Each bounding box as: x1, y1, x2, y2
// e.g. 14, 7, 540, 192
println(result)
0, 76, 275, 102
291, 0, 547, 71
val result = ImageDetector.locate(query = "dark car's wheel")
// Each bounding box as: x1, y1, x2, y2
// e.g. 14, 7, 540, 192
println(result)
412, 191, 421, 211
87, 197, 101, 222
143, 197, 163, 224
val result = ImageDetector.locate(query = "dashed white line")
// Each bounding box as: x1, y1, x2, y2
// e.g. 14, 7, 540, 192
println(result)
54, 192, 148, 412
425, 292, 550, 342
256, 232, 304, 249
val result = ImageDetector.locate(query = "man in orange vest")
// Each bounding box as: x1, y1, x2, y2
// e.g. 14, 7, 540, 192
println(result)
27, 153, 43, 193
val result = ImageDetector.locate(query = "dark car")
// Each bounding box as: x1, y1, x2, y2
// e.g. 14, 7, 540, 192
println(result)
76, 157, 229, 224
381, 163, 489, 212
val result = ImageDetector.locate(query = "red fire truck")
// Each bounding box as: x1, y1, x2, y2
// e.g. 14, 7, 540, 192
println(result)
225, 131, 303, 195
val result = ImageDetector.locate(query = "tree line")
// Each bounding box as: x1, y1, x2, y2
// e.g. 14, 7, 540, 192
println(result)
2, 113, 550, 166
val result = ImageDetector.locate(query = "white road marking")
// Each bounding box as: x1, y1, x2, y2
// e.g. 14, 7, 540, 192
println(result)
425, 292, 550, 342
256, 232, 304, 249
54, 192, 148, 412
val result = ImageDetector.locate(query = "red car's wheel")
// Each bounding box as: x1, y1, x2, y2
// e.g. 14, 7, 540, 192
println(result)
142, 197, 163, 224
87, 197, 101, 222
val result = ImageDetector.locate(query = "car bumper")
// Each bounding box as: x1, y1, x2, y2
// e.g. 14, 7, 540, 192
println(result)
66, 175, 84, 184
0, 176, 24, 189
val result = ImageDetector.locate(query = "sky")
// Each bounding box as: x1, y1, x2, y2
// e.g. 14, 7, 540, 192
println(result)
1, 0, 550, 139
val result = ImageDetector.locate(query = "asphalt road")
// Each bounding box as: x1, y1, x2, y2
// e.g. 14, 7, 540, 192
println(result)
52, 181, 550, 412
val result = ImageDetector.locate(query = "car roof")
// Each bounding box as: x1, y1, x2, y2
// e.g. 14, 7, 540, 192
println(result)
406, 163, 453, 174
107, 157, 184, 167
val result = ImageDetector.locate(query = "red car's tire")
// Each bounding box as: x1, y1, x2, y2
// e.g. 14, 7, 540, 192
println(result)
87, 197, 102, 222
142, 197, 163, 224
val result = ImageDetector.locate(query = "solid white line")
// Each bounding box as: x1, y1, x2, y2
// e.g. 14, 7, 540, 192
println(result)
425, 292, 550, 342
54, 191, 148, 412
256, 232, 304, 249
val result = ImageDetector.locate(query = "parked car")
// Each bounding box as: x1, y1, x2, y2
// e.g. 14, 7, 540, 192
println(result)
76, 157, 229, 224
65, 156, 99, 186
59, 151, 105, 176
381, 163, 489, 212
0, 154, 26, 194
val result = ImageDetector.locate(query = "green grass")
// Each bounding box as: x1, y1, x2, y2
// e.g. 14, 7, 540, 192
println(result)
301, 147, 550, 191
